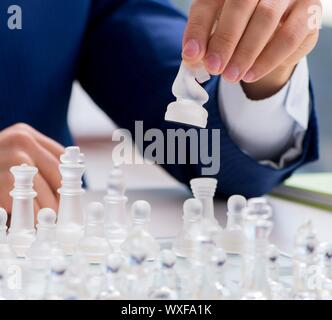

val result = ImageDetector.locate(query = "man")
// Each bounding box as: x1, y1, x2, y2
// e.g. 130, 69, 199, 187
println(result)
0, 0, 320, 213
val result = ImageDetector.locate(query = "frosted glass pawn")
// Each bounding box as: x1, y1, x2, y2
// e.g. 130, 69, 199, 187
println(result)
173, 198, 203, 258
0, 209, 15, 261
190, 177, 219, 226
121, 201, 159, 261
241, 214, 273, 300
98, 253, 126, 300
205, 248, 231, 300
220, 195, 247, 254
292, 220, 319, 300
165, 61, 211, 128
125, 238, 150, 299
148, 250, 179, 300
8, 164, 38, 257
266, 244, 289, 300
56, 146, 85, 255
104, 163, 128, 250
317, 242, 332, 299
79, 202, 111, 264
27, 208, 58, 269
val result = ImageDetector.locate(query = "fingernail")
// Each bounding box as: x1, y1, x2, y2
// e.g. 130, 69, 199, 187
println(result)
206, 53, 222, 74
183, 39, 200, 59
243, 70, 255, 83
223, 65, 240, 82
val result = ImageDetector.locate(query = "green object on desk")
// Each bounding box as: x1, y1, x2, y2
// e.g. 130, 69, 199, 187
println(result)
272, 173, 332, 211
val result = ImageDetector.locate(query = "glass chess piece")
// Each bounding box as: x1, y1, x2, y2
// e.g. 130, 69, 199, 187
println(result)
173, 198, 204, 258
98, 253, 126, 300
44, 255, 68, 300
205, 248, 231, 300
56, 146, 85, 255
247, 197, 273, 220
220, 195, 247, 254
266, 244, 290, 300
316, 242, 332, 299
121, 200, 159, 261
8, 164, 38, 257
124, 238, 151, 299
0, 208, 15, 261
79, 202, 112, 264
148, 250, 179, 300
292, 220, 319, 300
165, 61, 210, 128
241, 214, 274, 300
104, 163, 128, 251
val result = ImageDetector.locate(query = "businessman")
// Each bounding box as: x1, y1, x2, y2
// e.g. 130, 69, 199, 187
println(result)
0, 0, 321, 213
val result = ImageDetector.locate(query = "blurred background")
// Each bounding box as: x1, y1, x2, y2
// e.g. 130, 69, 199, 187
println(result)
69, 0, 332, 185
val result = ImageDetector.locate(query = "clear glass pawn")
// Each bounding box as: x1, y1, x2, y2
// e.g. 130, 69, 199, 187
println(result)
98, 253, 126, 300
292, 220, 319, 300
0, 208, 15, 261
44, 255, 68, 300
121, 200, 159, 261
220, 195, 247, 254
148, 250, 178, 300
79, 202, 111, 264
316, 242, 332, 299
247, 197, 273, 220
266, 244, 289, 300
173, 198, 203, 258
205, 248, 231, 300
125, 238, 150, 299
241, 214, 273, 300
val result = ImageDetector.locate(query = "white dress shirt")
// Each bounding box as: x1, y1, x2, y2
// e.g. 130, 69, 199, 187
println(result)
218, 58, 310, 169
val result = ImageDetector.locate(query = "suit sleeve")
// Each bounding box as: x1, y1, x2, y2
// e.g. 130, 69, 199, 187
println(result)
77, 0, 319, 198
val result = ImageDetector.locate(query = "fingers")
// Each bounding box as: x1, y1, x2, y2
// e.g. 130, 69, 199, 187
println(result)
242, 1, 314, 82
182, 0, 224, 64
10, 123, 65, 159
204, 0, 259, 75
35, 173, 58, 212
224, 0, 290, 82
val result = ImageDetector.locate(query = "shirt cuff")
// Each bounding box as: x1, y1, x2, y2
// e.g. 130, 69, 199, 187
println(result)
218, 58, 310, 169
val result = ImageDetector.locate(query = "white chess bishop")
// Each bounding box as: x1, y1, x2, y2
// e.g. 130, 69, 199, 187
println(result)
8, 164, 38, 257
165, 61, 210, 128
56, 146, 85, 255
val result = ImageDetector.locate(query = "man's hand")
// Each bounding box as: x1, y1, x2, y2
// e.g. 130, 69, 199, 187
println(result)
182, 0, 321, 99
0, 123, 64, 216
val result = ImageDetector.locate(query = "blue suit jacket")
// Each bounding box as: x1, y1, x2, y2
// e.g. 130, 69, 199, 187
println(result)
0, 0, 319, 198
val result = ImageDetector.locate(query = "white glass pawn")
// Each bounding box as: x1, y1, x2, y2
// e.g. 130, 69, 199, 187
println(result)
292, 220, 319, 300
121, 201, 159, 261
165, 61, 210, 128
206, 248, 231, 300
266, 244, 289, 300
8, 164, 38, 257
79, 202, 111, 264
98, 253, 125, 300
316, 242, 332, 299
148, 250, 178, 300
125, 238, 150, 299
220, 195, 247, 254
104, 163, 128, 250
241, 216, 273, 300
27, 208, 58, 269
173, 198, 203, 258
0, 209, 15, 261
44, 255, 68, 300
